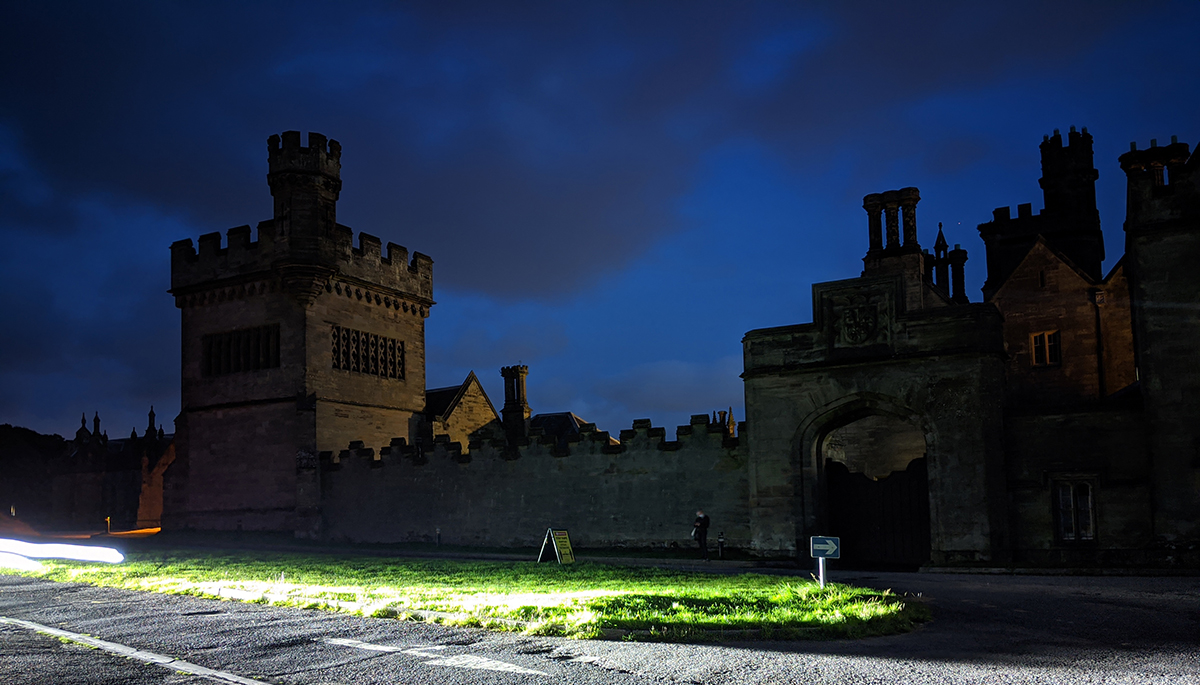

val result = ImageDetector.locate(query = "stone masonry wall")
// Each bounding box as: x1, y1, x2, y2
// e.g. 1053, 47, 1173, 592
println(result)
742, 289, 1009, 563
173, 402, 308, 531
307, 276, 429, 454
1004, 410, 1153, 564
989, 241, 1135, 407
1122, 138, 1200, 542
318, 416, 749, 550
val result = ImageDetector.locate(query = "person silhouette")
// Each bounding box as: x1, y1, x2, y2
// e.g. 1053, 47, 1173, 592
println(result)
693, 509, 711, 560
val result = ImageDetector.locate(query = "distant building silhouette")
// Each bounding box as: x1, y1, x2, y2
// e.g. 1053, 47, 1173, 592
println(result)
1, 408, 172, 532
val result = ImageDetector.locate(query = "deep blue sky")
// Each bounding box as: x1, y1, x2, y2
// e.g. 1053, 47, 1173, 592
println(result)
1, 2, 1197, 439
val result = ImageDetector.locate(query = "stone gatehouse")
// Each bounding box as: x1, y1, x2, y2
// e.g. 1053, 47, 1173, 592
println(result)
163, 128, 1200, 567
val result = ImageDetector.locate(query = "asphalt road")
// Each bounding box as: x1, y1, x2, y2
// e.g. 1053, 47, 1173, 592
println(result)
1, 570, 1197, 684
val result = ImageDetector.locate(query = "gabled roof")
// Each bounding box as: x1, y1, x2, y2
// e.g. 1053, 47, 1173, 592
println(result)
424, 371, 499, 422
991, 235, 1124, 300
530, 412, 620, 446
529, 412, 588, 437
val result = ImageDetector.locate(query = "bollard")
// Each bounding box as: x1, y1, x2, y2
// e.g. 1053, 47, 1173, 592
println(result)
717, 532, 725, 559
436, 528, 441, 546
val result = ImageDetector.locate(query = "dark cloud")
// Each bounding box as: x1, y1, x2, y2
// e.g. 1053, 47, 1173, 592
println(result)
0, 2, 1140, 295
0, 0, 1194, 436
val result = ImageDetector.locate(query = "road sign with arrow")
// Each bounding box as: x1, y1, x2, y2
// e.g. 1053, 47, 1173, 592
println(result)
810, 536, 840, 588
810, 536, 840, 559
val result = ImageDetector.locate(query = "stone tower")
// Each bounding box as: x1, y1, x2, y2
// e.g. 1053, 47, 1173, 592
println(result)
164, 131, 433, 536
978, 126, 1105, 299
1119, 135, 1200, 542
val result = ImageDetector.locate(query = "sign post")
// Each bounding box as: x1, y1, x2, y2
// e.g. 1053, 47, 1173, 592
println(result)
537, 528, 575, 564
809, 536, 840, 588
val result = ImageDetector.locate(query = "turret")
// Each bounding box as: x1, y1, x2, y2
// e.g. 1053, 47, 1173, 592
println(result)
978, 127, 1106, 298
1039, 126, 1101, 232
933, 223, 949, 291
1118, 134, 1199, 540
1119, 135, 1193, 226
267, 131, 342, 246
76, 413, 90, 442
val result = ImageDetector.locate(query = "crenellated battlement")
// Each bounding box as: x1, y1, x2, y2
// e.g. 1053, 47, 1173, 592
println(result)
977, 127, 1106, 295
338, 232, 434, 303
169, 132, 433, 306
170, 222, 278, 292
1119, 136, 1196, 230
267, 131, 342, 183
170, 223, 433, 305
320, 411, 743, 472
1039, 125, 1095, 175
314, 412, 750, 549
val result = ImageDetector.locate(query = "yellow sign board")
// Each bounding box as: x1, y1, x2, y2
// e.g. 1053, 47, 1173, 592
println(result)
537, 528, 575, 564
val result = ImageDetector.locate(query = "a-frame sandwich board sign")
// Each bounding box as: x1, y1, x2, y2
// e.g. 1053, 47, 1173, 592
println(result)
537, 528, 575, 564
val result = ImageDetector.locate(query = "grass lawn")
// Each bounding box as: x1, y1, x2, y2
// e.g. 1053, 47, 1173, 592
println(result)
14, 549, 929, 641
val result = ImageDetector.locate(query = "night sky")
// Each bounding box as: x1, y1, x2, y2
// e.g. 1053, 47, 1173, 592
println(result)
2, 2, 1197, 440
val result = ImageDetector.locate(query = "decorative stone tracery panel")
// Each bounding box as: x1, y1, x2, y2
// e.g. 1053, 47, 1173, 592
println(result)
331, 324, 404, 379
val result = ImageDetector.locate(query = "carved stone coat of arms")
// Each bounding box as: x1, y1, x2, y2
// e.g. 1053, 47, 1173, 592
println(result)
839, 304, 877, 345
823, 288, 893, 349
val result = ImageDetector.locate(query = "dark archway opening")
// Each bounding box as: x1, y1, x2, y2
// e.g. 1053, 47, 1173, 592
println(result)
821, 414, 931, 570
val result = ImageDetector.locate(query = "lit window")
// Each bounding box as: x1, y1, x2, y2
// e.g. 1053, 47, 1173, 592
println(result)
1031, 330, 1061, 366
1053, 480, 1096, 543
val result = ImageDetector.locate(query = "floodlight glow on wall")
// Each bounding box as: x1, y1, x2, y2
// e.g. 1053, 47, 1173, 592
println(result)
0, 538, 124, 566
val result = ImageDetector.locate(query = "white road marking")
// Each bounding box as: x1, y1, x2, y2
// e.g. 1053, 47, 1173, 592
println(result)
323, 637, 414, 653
422, 653, 549, 675
323, 637, 548, 675
0, 615, 267, 684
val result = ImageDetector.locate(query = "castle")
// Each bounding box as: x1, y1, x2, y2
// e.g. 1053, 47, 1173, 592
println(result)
161, 129, 1199, 567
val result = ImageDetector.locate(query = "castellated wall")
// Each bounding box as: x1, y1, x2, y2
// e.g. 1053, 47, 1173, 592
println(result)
317, 416, 751, 551
170, 221, 432, 301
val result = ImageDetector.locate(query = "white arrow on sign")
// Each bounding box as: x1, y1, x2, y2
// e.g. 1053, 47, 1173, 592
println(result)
812, 538, 838, 554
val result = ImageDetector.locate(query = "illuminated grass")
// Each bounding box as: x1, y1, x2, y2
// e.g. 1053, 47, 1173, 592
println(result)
16, 550, 929, 641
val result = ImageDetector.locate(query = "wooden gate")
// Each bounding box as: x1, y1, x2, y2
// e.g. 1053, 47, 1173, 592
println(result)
824, 457, 931, 569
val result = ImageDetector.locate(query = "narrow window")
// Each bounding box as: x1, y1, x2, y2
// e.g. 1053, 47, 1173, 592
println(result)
219, 333, 231, 375
1038, 270, 1047, 288
201, 337, 214, 377
1053, 480, 1096, 543
331, 324, 342, 370
1031, 330, 1061, 367
201, 324, 280, 377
